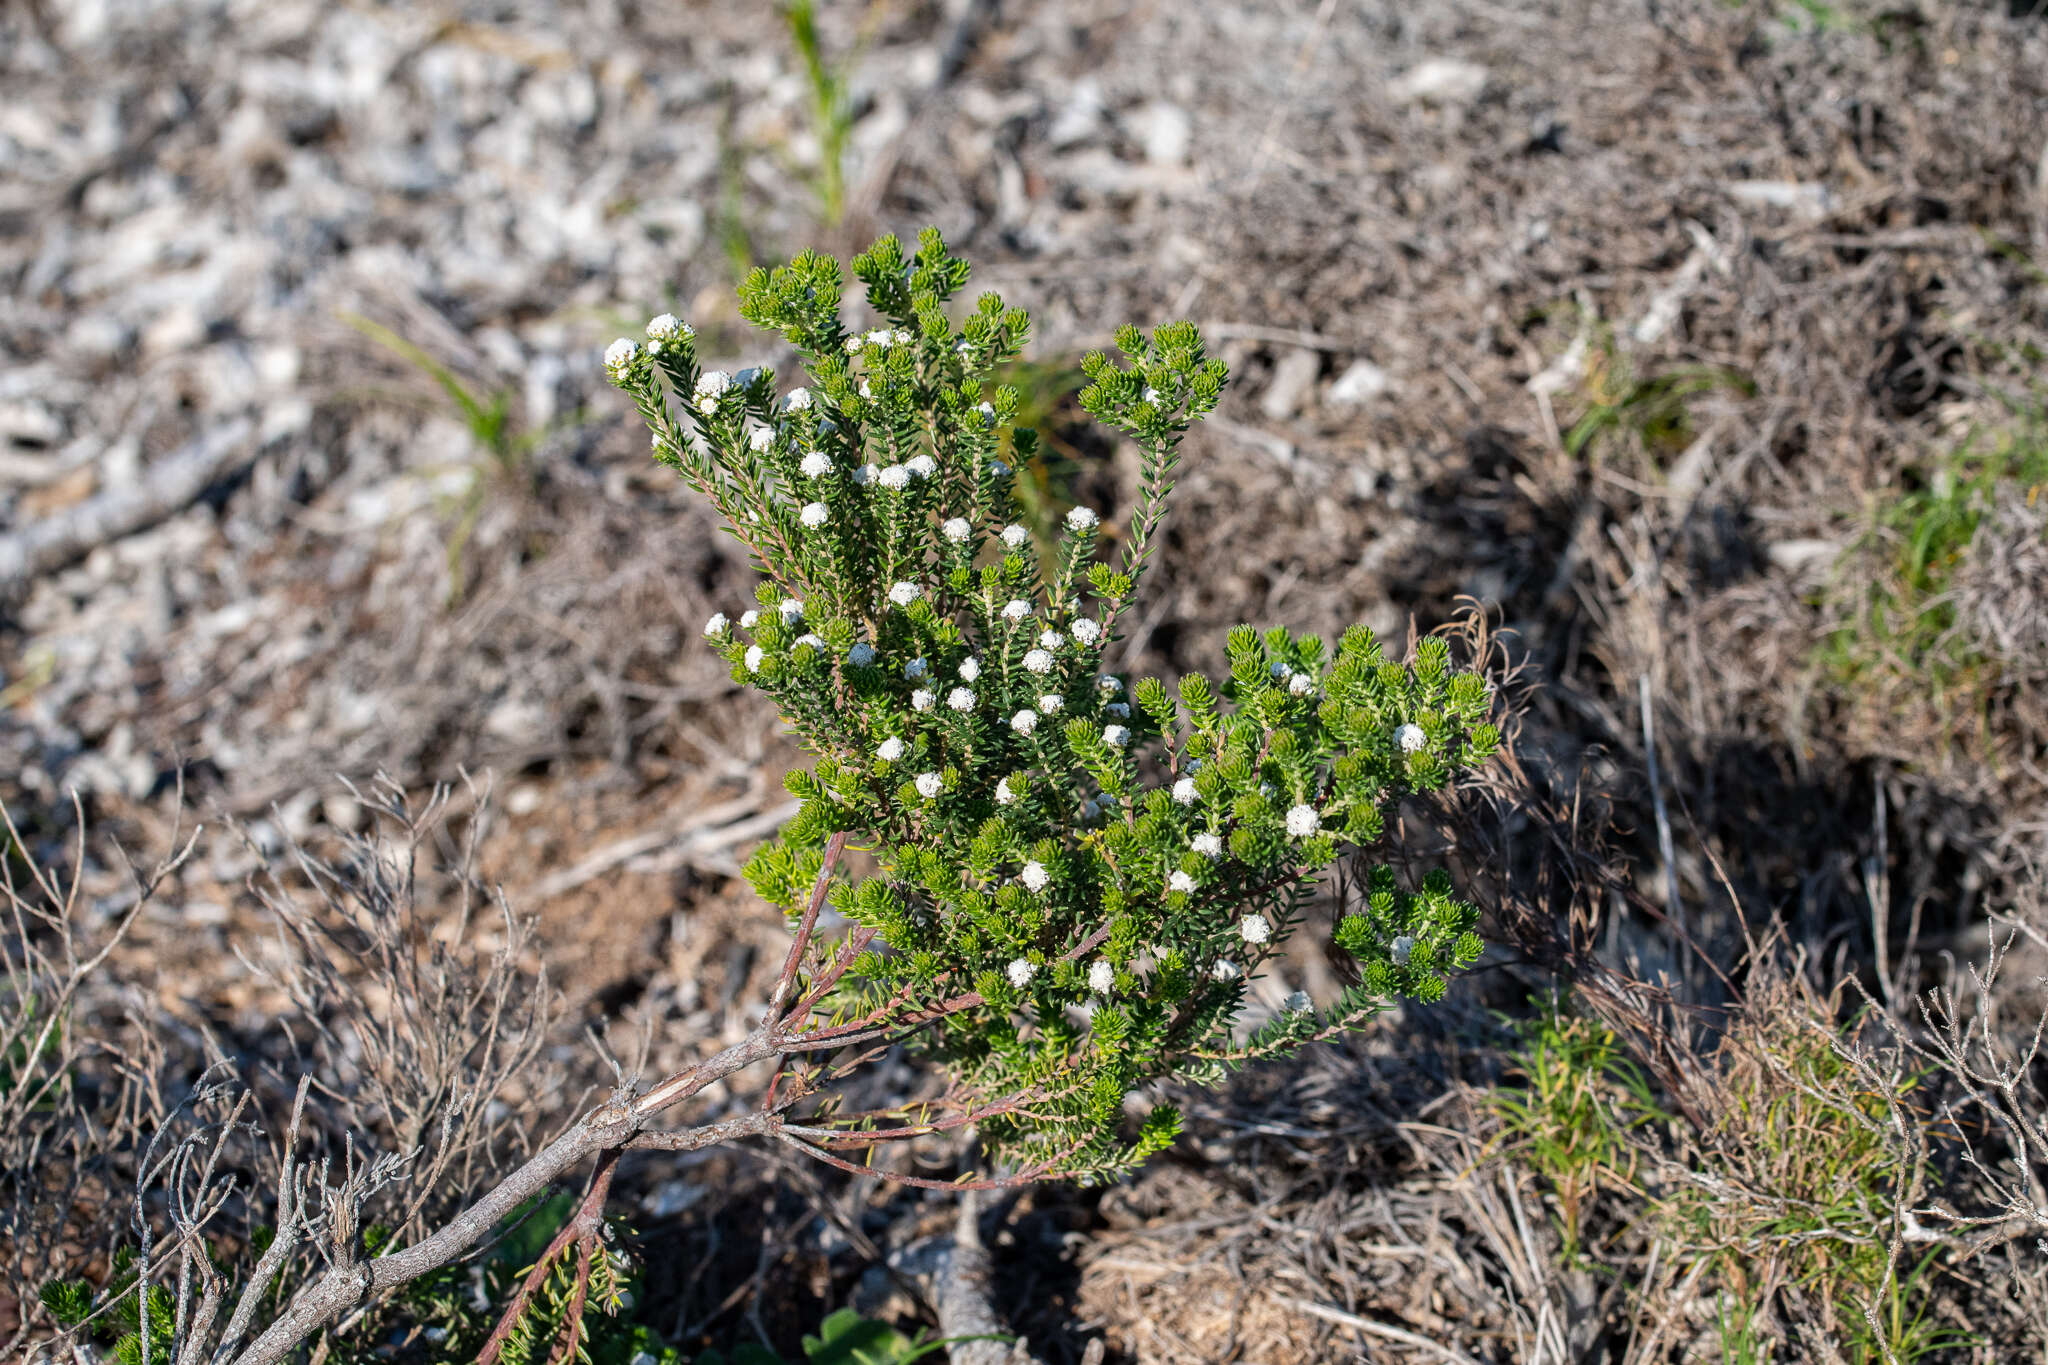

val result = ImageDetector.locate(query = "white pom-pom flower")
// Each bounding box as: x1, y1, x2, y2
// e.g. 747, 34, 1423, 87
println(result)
1010, 709, 1039, 735
794, 633, 825, 651
878, 464, 911, 490
914, 772, 943, 799
749, 426, 775, 453
1088, 960, 1116, 994
1288, 673, 1314, 697
864, 327, 893, 349
1211, 958, 1241, 981
854, 463, 879, 486
906, 454, 936, 479
1002, 599, 1031, 621
1282, 990, 1313, 1014
910, 688, 935, 712
694, 370, 731, 413
894, 328, 915, 346
744, 646, 765, 672
800, 501, 829, 528
958, 657, 981, 682
995, 775, 1019, 805
1098, 675, 1123, 693
1102, 724, 1129, 748
1071, 618, 1102, 645
1039, 630, 1065, 649
888, 581, 921, 606
739, 610, 760, 629
1038, 693, 1064, 713
947, 686, 976, 712
1022, 649, 1054, 674
905, 657, 928, 680
778, 602, 804, 626
1239, 914, 1272, 945
942, 517, 972, 542
1191, 832, 1223, 859
1020, 861, 1049, 892
1395, 723, 1428, 753
847, 642, 876, 667
1285, 804, 1321, 838
1065, 505, 1099, 532
782, 386, 811, 412
1006, 958, 1037, 989
976, 401, 997, 426
603, 338, 640, 378
1172, 777, 1200, 805
1169, 870, 1197, 894
1000, 524, 1029, 550
646, 314, 688, 342
877, 737, 904, 762
799, 451, 832, 478
703, 613, 729, 637
845, 335, 864, 354
858, 380, 875, 400
1105, 702, 1130, 719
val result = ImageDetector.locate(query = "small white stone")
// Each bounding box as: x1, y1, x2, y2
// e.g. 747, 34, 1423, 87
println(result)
1020, 862, 1049, 892
1239, 914, 1272, 945
877, 737, 905, 762
915, 772, 943, 799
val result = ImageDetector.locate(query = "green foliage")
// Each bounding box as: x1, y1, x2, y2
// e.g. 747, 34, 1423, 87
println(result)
1487, 997, 1667, 1261
341, 311, 583, 604
1819, 421, 2048, 701
603, 226, 1500, 1185
693, 1307, 992, 1365
1563, 332, 1754, 467
782, 0, 853, 225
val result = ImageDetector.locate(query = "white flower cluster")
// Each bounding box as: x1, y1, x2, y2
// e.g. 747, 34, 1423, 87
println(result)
703, 612, 729, 637
1010, 709, 1038, 735
1395, 723, 1428, 753
1023, 649, 1054, 674
1168, 870, 1196, 894
800, 451, 832, 478
782, 386, 811, 412
603, 338, 640, 380
1065, 506, 1099, 532
1006, 957, 1037, 988
647, 314, 692, 343
1172, 777, 1200, 805
1002, 598, 1031, 621
1238, 914, 1272, 944
694, 370, 731, 414
915, 771, 943, 799
1071, 618, 1102, 645
800, 501, 829, 528
1020, 860, 1049, 892
1191, 832, 1223, 858
877, 737, 905, 762
889, 581, 921, 606
1001, 524, 1029, 550
943, 517, 972, 542
848, 641, 876, 667
1285, 804, 1321, 838
1088, 960, 1116, 994
947, 686, 976, 712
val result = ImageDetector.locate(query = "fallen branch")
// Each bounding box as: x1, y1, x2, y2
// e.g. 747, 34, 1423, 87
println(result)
0, 416, 255, 587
